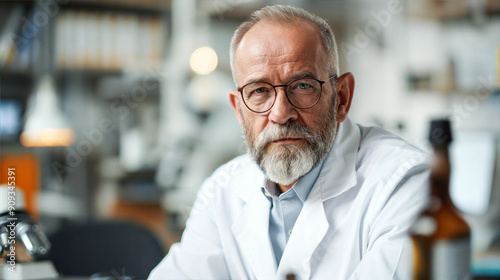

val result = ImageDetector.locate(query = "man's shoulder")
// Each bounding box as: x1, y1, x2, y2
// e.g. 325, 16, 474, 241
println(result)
347, 124, 430, 218
358, 124, 427, 157
356, 124, 429, 175
211, 154, 255, 178
201, 153, 262, 197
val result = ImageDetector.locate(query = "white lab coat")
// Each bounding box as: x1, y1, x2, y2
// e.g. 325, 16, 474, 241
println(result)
149, 117, 430, 280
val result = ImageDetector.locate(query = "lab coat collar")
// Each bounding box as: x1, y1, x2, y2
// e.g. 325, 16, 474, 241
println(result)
232, 157, 266, 203
317, 116, 360, 201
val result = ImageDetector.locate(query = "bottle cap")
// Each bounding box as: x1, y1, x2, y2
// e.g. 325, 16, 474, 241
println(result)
429, 119, 453, 145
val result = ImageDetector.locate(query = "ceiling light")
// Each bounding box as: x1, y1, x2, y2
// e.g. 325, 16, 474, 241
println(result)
189, 47, 218, 75
20, 75, 74, 147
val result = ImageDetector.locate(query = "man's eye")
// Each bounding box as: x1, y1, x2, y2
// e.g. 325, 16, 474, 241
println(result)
297, 83, 312, 89
252, 87, 270, 94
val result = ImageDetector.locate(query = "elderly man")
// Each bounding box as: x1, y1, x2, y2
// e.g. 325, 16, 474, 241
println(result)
150, 5, 428, 280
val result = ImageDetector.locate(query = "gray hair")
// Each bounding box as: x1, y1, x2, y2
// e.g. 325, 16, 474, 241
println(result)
229, 5, 340, 85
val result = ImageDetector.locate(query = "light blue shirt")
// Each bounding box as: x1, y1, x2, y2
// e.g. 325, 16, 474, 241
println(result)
261, 161, 324, 265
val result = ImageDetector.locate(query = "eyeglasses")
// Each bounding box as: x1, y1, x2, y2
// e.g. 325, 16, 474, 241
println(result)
237, 76, 337, 113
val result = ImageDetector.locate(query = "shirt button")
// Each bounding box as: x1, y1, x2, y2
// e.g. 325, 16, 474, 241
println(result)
288, 229, 293, 236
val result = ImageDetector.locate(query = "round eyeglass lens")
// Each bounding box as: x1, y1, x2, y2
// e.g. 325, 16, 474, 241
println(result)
286, 78, 321, 108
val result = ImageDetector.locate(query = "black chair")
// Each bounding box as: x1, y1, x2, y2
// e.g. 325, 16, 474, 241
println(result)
48, 220, 165, 280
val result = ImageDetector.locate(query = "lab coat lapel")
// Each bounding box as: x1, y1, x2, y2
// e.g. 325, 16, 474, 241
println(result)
231, 182, 277, 279
276, 117, 361, 279
276, 183, 329, 279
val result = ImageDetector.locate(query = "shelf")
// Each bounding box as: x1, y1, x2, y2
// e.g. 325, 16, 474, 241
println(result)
0, 67, 123, 83
0, 68, 35, 99
408, 0, 468, 19
0, 67, 34, 78
408, 0, 500, 19
56, 68, 124, 78
63, 0, 171, 15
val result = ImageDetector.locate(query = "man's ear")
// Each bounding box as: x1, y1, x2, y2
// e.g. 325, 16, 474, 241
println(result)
229, 90, 243, 126
334, 72, 355, 123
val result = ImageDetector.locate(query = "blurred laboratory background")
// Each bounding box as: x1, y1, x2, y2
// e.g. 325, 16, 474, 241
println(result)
0, 0, 499, 277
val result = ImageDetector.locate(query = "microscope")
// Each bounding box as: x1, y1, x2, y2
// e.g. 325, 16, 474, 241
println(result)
0, 186, 58, 280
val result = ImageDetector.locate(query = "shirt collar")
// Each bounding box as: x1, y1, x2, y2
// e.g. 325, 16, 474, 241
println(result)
294, 160, 324, 202
261, 159, 325, 203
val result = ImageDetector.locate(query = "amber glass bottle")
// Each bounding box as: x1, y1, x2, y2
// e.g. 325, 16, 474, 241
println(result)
412, 119, 471, 280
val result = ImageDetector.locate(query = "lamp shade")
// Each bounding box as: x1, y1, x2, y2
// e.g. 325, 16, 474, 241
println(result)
20, 75, 74, 147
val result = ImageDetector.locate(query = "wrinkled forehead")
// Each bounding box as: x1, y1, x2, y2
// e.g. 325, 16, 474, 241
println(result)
233, 19, 328, 81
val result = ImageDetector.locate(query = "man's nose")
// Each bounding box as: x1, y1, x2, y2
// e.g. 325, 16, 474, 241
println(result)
268, 87, 298, 124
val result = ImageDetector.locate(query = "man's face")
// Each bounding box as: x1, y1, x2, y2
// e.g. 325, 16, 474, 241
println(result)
229, 20, 342, 187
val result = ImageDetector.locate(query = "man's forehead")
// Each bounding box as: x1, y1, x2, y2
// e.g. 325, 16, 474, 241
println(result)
233, 19, 326, 83
237, 19, 321, 55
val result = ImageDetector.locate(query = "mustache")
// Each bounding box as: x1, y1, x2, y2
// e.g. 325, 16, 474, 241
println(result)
256, 122, 316, 146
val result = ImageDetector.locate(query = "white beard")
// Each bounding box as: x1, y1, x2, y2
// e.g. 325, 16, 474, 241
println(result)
259, 141, 316, 186
242, 95, 337, 186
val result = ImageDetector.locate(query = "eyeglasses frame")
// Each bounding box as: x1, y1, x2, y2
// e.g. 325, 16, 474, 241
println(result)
237, 75, 337, 113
